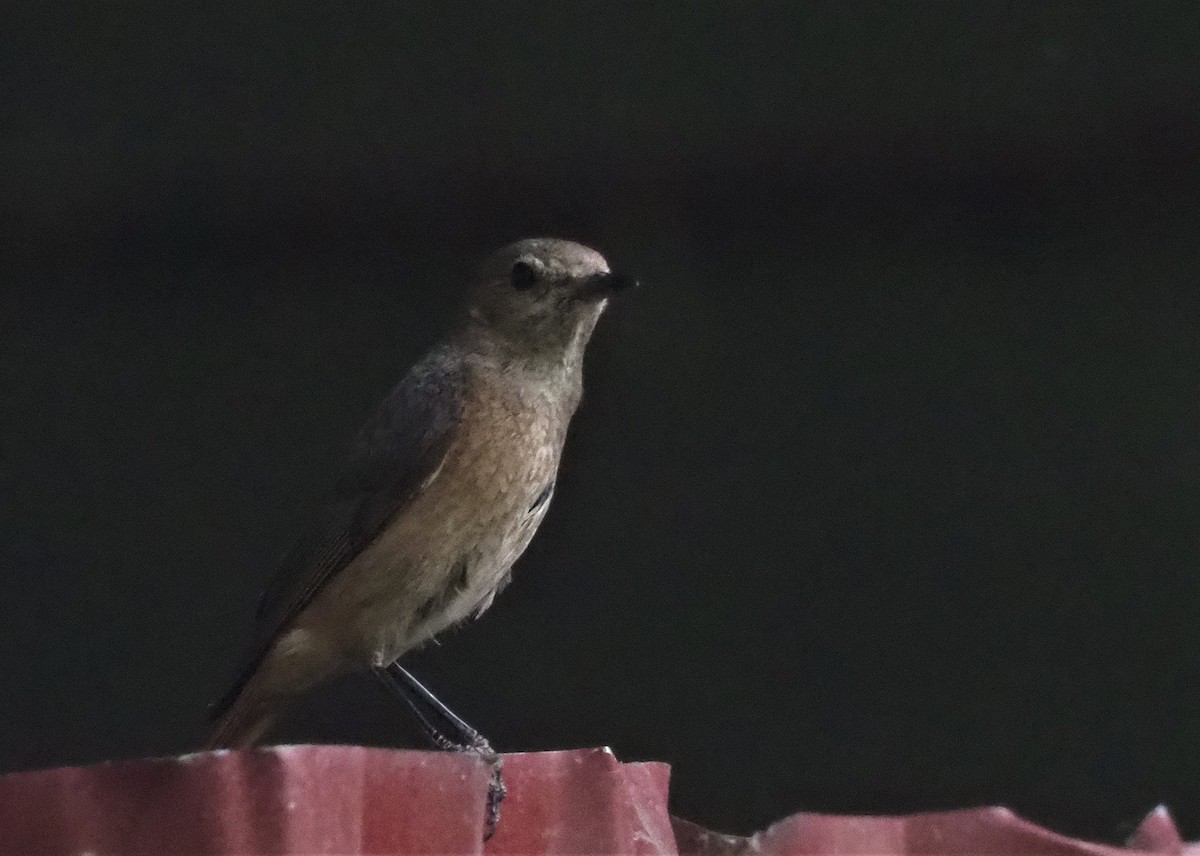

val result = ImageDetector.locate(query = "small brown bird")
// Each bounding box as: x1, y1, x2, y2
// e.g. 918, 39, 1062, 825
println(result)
206, 238, 634, 762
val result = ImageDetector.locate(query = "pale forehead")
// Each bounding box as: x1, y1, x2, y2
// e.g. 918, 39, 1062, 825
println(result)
477, 238, 610, 280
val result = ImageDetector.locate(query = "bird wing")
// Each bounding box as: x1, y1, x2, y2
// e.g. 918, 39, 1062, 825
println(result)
210, 348, 465, 721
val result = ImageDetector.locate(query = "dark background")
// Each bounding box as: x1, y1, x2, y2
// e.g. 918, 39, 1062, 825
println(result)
3, 2, 1200, 844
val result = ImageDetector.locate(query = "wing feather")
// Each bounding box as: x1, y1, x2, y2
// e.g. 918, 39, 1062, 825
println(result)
210, 347, 465, 722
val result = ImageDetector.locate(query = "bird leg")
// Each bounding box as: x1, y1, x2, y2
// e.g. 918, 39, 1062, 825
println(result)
381, 663, 496, 757
372, 664, 506, 838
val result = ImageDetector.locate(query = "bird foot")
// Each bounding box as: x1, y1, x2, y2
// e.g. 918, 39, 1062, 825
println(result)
421, 733, 505, 837
372, 665, 505, 838
480, 749, 505, 840
426, 731, 504, 837
453, 733, 504, 839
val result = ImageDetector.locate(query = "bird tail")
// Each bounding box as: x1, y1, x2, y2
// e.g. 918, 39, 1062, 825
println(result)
205, 661, 281, 750
205, 629, 343, 751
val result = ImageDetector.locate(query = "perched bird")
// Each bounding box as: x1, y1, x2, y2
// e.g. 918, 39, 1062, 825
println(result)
206, 238, 635, 759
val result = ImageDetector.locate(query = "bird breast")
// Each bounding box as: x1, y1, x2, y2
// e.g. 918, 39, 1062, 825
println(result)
314, 366, 573, 665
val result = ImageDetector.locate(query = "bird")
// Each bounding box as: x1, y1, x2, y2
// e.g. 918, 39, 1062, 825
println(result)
205, 238, 635, 783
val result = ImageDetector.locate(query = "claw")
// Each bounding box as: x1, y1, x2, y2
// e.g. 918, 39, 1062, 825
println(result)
459, 733, 504, 838
373, 664, 507, 838
482, 753, 506, 840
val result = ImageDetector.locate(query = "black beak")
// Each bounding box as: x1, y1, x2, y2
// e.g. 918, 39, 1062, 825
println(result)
601, 272, 639, 292
575, 271, 640, 301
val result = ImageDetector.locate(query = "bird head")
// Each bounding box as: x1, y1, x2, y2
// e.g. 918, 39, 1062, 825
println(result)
463, 238, 636, 361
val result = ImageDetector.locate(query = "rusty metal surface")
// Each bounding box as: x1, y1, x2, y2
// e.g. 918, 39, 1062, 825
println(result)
0, 746, 1192, 855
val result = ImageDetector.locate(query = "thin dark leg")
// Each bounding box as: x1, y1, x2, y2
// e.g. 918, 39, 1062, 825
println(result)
386, 663, 495, 756
372, 668, 462, 752
372, 664, 506, 838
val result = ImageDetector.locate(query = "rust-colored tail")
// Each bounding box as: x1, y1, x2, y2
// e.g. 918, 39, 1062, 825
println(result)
206, 629, 344, 750
205, 661, 281, 750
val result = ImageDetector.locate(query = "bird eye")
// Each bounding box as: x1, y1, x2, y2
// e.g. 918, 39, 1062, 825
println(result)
510, 260, 538, 290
